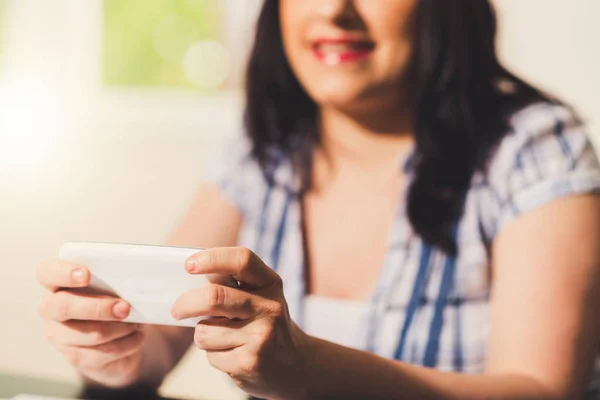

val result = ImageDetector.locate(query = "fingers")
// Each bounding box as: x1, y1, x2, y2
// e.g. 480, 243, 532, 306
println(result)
185, 248, 281, 289
204, 273, 239, 288
206, 347, 260, 378
59, 330, 145, 370
194, 318, 247, 351
37, 260, 90, 292
171, 284, 266, 321
39, 291, 130, 322
45, 320, 141, 347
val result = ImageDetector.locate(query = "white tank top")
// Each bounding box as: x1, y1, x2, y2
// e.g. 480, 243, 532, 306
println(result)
303, 295, 369, 349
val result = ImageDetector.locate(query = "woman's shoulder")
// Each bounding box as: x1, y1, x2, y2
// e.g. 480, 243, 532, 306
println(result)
478, 101, 600, 237
204, 132, 295, 217
486, 101, 596, 180
205, 133, 257, 182
509, 101, 580, 136
203, 133, 262, 216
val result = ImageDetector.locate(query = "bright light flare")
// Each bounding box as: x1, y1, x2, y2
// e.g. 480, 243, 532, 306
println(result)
182, 40, 230, 89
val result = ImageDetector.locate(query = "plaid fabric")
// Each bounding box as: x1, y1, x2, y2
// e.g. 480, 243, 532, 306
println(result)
207, 103, 600, 395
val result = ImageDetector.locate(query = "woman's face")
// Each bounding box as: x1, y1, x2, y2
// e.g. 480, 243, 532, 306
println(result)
280, 0, 417, 112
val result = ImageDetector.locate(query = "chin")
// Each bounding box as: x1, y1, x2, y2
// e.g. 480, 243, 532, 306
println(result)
306, 74, 394, 113
312, 92, 386, 116
309, 85, 369, 111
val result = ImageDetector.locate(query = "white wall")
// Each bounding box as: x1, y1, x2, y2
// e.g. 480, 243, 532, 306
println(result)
494, 0, 600, 142
0, 1, 598, 400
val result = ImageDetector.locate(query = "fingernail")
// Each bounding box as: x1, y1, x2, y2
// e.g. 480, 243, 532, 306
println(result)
113, 302, 130, 319
71, 268, 87, 285
185, 258, 197, 272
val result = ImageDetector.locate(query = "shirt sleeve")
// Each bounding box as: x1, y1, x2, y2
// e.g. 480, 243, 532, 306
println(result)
203, 132, 266, 217
480, 102, 600, 240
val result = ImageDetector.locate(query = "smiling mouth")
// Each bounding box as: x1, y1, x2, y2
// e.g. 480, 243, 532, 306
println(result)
312, 39, 376, 65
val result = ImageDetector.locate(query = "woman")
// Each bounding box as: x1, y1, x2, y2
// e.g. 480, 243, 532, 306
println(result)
37, 1, 600, 399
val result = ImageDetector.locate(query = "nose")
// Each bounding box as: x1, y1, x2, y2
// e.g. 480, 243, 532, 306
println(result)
314, 0, 362, 28
315, 0, 351, 16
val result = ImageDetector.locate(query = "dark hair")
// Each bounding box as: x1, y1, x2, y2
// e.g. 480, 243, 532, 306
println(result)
244, 0, 552, 255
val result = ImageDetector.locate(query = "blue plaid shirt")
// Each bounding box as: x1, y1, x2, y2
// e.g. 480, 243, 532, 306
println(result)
207, 103, 600, 395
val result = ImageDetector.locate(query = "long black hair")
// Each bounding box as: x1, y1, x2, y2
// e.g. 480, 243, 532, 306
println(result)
244, 0, 553, 255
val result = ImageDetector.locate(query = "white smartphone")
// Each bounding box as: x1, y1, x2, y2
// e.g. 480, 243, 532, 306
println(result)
58, 242, 237, 327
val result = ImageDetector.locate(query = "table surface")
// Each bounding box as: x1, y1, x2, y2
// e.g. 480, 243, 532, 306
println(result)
0, 373, 177, 400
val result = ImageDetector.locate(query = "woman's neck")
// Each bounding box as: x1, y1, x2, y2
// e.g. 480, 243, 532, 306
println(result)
317, 105, 413, 171
308, 105, 413, 194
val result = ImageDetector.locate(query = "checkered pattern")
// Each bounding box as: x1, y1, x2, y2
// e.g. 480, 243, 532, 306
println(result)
206, 102, 600, 396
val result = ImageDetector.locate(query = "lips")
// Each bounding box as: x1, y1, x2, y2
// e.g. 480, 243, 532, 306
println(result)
312, 38, 375, 65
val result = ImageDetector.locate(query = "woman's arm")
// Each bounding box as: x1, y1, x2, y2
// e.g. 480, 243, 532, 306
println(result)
135, 184, 243, 388
300, 194, 600, 400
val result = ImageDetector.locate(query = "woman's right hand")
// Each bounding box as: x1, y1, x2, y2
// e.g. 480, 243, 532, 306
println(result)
37, 260, 146, 388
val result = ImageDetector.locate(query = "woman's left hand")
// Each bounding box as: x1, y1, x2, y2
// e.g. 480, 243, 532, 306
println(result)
171, 247, 308, 400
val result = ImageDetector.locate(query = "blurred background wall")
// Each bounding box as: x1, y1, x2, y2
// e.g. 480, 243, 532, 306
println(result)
0, 1, 598, 399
